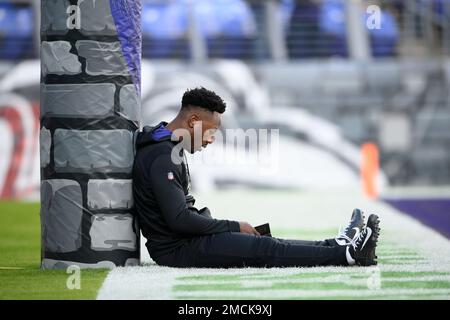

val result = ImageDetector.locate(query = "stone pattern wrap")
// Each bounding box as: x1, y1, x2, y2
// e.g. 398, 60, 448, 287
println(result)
40, 0, 142, 269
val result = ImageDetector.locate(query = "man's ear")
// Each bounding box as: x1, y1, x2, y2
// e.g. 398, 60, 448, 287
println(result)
188, 114, 199, 128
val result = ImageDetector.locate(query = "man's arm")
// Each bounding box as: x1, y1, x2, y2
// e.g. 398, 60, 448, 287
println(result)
148, 153, 241, 236
197, 207, 212, 218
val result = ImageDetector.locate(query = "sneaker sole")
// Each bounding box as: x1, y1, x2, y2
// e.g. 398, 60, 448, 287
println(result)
356, 214, 380, 266
354, 209, 366, 229
347, 209, 366, 240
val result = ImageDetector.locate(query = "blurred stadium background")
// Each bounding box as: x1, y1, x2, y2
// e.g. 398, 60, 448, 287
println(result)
0, 0, 449, 299
1, 0, 449, 231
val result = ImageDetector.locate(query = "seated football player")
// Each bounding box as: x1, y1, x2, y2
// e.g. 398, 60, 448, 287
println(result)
132, 87, 380, 268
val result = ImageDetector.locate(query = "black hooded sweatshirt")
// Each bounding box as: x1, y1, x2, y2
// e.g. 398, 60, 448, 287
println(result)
132, 122, 241, 259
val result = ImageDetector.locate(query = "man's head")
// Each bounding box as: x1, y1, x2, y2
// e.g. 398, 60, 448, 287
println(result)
174, 87, 226, 153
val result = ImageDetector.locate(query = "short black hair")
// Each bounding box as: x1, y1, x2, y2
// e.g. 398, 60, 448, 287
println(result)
181, 87, 226, 114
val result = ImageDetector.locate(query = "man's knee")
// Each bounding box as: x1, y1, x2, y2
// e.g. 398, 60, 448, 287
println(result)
253, 236, 285, 260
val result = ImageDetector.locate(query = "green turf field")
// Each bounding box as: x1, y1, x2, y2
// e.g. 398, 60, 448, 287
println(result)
98, 229, 450, 300
1, 189, 450, 300
99, 229, 450, 300
0, 201, 108, 300
169, 229, 450, 300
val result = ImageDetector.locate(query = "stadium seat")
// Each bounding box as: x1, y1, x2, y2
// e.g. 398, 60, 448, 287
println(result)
142, 2, 190, 59
286, 0, 323, 58
206, 0, 257, 59
368, 10, 399, 57
0, 3, 33, 60
319, 0, 348, 58
286, 0, 399, 59
141, 0, 257, 60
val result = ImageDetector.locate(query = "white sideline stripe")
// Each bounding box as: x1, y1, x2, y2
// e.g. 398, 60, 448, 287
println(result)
379, 255, 422, 259
173, 288, 450, 299
177, 274, 450, 282
375, 264, 450, 272
175, 275, 450, 286
176, 263, 449, 275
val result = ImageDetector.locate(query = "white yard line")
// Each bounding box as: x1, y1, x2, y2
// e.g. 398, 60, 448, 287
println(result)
174, 275, 450, 286
173, 288, 450, 299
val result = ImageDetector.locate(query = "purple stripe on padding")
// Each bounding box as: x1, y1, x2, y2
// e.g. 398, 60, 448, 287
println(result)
383, 198, 450, 239
109, 0, 142, 96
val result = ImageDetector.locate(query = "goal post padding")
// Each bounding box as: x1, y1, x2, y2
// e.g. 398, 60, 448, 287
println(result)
40, 0, 142, 269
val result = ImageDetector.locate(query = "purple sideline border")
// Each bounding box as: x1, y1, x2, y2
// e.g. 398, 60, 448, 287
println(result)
383, 198, 450, 239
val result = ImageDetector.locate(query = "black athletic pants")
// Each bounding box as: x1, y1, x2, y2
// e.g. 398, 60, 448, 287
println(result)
154, 232, 349, 268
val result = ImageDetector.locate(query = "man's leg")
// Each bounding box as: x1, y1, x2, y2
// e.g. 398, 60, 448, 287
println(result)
155, 232, 348, 268
271, 208, 365, 248
272, 237, 338, 247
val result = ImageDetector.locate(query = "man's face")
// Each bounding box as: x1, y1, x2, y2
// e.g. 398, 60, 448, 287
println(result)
187, 108, 221, 153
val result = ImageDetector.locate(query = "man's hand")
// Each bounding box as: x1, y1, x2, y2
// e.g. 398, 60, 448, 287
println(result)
239, 221, 260, 236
